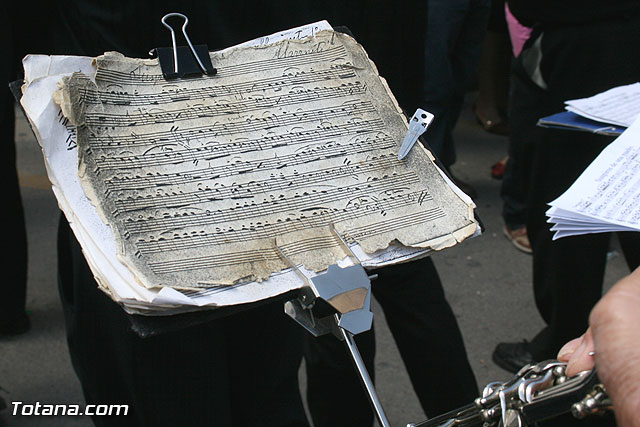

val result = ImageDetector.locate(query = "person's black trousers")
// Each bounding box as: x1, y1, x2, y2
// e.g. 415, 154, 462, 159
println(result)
1, 8, 28, 329
516, 14, 640, 360
57, 217, 310, 427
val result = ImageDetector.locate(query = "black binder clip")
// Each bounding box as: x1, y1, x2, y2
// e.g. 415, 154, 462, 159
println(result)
152, 13, 217, 79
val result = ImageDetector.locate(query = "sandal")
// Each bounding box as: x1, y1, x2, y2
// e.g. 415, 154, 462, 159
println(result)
491, 156, 508, 180
473, 104, 510, 136
503, 225, 532, 254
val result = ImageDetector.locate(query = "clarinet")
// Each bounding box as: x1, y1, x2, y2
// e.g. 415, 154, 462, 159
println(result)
409, 360, 611, 427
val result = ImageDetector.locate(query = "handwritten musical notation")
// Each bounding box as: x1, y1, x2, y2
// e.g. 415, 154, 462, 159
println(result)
59, 30, 476, 289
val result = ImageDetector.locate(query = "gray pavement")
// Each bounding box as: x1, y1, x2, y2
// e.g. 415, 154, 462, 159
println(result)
1, 95, 631, 427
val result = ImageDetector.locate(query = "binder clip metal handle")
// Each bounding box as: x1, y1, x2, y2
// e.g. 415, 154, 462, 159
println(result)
153, 13, 217, 79
398, 108, 434, 160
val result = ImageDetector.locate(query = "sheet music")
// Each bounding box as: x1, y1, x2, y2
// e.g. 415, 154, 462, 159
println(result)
222, 20, 332, 52
53, 30, 476, 291
547, 115, 640, 239
565, 82, 640, 128
19, 24, 462, 313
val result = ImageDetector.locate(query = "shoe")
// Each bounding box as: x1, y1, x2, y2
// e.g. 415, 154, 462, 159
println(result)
492, 341, 536, 373
0, 312, 31, 337
503, 225, 532, 254
473, 104, 510, 136
490, 156, 508, 180
449, 173, 478, 200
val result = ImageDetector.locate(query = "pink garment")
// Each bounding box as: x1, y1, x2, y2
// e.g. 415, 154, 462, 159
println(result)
505, 3, 532, 57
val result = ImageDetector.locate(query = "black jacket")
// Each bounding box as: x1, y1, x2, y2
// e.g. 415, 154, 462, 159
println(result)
507, 0, 640, 28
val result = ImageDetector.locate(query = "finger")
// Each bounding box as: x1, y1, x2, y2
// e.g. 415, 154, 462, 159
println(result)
566, 328, 595, 377
557, 335, 584, 362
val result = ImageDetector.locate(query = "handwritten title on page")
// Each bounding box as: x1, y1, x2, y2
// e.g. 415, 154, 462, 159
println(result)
56, 30, 476, 290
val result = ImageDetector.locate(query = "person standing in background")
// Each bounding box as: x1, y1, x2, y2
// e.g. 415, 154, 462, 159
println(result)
420, 0, 492, 200
492, 2, 640, 400
0, 3, 53, 337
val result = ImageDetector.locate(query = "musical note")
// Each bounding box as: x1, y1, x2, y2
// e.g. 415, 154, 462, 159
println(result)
58, 30, 476, 289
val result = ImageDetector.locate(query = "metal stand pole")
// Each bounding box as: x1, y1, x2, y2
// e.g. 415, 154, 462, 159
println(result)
340, 327, 391, 427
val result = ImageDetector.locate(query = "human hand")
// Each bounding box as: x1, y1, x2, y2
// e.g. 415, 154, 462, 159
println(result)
557, 267, 640, 427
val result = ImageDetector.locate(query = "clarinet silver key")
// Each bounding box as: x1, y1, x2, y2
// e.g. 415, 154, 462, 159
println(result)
409, 360, 612, 427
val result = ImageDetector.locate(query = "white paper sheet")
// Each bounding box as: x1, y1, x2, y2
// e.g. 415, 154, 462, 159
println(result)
547, 115, 640, 239
565, 82, 640, 128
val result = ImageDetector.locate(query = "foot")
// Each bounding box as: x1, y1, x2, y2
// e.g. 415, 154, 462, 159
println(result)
0, 311, 31, 337
503, 225, 532, 254
492, 341, 536, 373
490, 156, 508, 180
473, 104, 510, 136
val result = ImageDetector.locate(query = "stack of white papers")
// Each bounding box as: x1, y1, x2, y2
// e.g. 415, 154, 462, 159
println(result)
547, 115, 640, 239
565, 82, 640, 128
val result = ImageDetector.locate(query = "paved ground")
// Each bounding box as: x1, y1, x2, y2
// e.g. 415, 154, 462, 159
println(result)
0, 93, 631, 426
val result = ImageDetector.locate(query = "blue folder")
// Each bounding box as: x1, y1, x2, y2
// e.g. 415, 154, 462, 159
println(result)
537, 111, 625, 136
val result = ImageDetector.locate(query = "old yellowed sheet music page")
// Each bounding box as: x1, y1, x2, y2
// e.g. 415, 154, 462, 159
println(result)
55, 30, 476, 290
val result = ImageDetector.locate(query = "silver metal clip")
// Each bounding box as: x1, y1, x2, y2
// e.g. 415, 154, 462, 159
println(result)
279, 231, 390, 426
152, 13, 217, 79
161, 13, 208, 75
398, 108, 434, 160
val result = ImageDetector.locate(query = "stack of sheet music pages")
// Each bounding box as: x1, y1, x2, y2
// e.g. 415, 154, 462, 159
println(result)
20, 21, 478, 315
538, 82, 640, 135
547, 115, 640, 239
